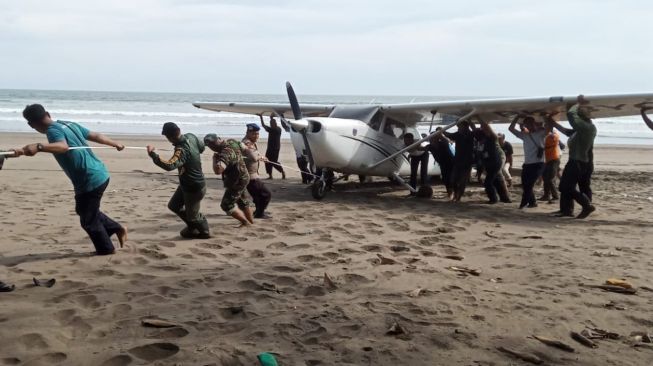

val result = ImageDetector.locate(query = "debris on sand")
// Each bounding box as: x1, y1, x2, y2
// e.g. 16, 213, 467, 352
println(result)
141, 318, 178, 328
605, 278, 633, 289
32, 278, 56, 288
496, 346, 543, 364
580, 283, 637, 295
386, 321, 407, 336
376, 254, 398, 265
408, 288, 422, 298
443, 255, 464, 261
531, 335, 575, 352
447, 266, 481, 276
484, 231, 500, 239
323, 273, 337, 290
570, 331, 598, 348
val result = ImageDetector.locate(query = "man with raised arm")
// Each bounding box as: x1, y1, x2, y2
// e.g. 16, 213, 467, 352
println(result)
550, 95, 597, 218
476, 118, 511, 204
508, 115, 546, 209
260, 115, 286, 180
148, 122, 210, 238
443, 120, 476, 202
428, 127, 455, 199
14, 104, 127, 255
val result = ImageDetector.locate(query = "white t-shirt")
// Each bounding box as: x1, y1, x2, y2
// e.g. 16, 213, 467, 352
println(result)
513, 129, 546, 165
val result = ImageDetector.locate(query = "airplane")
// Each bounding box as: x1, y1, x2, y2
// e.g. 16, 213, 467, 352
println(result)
193, 83, 653, 200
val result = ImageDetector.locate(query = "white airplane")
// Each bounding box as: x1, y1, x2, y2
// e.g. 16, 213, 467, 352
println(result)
194, 82, 653, 199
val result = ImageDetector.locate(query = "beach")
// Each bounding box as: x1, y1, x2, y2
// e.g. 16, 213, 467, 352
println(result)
1, 132, 652, 365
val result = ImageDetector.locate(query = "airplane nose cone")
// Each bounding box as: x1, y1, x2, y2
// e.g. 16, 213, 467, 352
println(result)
290, 119, 309, 131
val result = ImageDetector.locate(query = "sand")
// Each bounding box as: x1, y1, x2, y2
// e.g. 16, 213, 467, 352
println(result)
1, 132, 652, 365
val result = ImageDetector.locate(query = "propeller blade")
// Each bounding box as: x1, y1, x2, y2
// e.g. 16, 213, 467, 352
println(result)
286, 81, 303, 120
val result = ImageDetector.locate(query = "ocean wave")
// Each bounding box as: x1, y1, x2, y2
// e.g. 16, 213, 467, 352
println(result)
0, 116, 258, 126
0, 107, 247, 119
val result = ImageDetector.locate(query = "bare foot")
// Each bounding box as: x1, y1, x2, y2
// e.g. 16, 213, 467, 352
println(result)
237, 222, 252, 228
117, 226, 128, 248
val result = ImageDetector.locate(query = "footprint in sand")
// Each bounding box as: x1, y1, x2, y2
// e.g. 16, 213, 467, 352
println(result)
296, 254, 324, 263
272, 265, 304, 273
266, 242, 288, 250
1, 357, 21, 365
128, 343, 179, 362
23, 352, 67, 366
249, 250, 265, 258
362, 244, 382, 252
99, 354, 133, 366
189, 248, 217, 258
198, 243, 223, 250
139, 248, 168, 260
342, 273, 373, 284
75, 294, 101, 309
147, 327, 189, 339
18, 333, 48, 349
304, 286, 327, 297
322, 252, 340, 260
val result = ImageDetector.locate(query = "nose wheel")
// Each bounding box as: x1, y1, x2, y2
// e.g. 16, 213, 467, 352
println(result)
311, 179, 327, 200
311, 169, 335, 200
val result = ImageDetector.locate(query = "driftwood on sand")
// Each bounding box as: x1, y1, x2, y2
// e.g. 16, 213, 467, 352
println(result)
496, 346, 543, 364
532, 335, 575, 352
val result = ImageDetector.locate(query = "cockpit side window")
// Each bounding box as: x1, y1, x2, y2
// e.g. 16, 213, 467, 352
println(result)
383, 117, 406, 138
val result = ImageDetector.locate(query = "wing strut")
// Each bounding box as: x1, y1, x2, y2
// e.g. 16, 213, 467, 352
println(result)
366, 108, 477, 170
428, 110, 437, 133
641, 108, 653, 131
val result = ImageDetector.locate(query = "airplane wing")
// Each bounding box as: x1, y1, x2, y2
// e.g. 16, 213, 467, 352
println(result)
380, 93, 653, 124
194, 93, 653, 126
192, 102, 335, 117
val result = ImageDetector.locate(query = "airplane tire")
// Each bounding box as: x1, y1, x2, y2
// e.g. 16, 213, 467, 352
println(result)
311, 180, 327, 200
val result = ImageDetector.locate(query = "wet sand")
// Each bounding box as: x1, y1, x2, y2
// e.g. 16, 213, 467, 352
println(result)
1, 132, 652, 365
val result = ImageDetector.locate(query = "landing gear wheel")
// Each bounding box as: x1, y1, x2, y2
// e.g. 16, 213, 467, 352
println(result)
311, 180, 327, 200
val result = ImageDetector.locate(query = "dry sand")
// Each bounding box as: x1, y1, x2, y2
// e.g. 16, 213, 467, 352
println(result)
1, 132, 652, 365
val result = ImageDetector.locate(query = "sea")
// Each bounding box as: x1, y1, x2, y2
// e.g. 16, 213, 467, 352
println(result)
1, 89, 652, 145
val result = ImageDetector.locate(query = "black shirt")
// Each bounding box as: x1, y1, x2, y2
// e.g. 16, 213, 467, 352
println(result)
501, 141, 513, 157
444, 131, 475, 166
428, 139, 454, 167
263, 124, 282, 153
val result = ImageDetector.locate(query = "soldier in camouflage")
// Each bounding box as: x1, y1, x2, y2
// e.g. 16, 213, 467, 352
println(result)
204, 134, 255, 226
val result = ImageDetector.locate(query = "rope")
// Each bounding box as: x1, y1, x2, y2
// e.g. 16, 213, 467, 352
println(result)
1, 146, 172, 156
265, 160, 321, 179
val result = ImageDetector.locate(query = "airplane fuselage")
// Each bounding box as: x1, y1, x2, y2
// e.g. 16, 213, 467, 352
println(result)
287, 117, 441, 178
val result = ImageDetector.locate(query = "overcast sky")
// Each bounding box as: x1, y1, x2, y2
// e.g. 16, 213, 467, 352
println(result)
1, 0, 652, 96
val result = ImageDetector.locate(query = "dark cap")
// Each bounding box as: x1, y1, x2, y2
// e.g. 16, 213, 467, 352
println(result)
203, 133, 220, 145
246, 123, 260, 132
161, 122, 180, 137
23, 104, 48, 124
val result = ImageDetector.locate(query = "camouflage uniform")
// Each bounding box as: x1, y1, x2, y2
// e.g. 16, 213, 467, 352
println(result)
215, 139, 251, 214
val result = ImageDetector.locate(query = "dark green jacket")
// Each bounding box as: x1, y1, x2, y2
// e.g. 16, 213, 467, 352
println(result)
566, 105, 597, 163
150, 133, 206, 192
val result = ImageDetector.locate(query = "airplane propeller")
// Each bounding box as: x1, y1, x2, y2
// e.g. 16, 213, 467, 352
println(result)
286, 81, 303, 120
284, 82, 318, 182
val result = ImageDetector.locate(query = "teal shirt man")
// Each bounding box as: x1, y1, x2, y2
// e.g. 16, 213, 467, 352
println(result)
47, 120, 110, 194
16, 104, 127, 255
